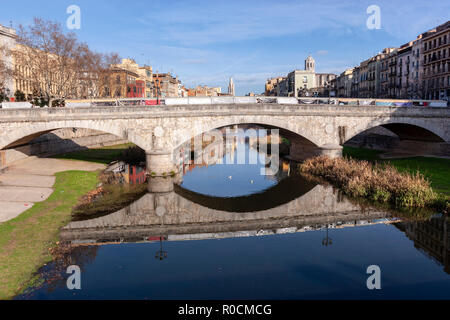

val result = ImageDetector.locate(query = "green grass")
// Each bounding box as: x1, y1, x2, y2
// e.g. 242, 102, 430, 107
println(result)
0, 170, 99, 300
343, 146, 383, 161
343, 146, 450, 196
54, 143, 135, 164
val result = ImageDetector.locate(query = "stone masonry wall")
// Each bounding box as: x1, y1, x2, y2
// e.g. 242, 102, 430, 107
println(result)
0, 128, 126, 169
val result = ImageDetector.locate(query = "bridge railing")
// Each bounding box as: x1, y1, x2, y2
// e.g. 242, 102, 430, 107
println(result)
64, 96, 449, 108
2, 97, 448, 109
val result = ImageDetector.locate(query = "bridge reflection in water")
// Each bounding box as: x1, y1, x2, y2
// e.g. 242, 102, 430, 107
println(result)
59, 128, 450, 277
61, 176, 397, 244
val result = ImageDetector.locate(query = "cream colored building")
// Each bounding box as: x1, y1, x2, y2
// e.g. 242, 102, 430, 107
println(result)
265, 77, 284, 96
275, 55, 336, 97
422, 20, 450, 101
0, 24, 16, 99
114, 58, 153, 97
187, 85, 221, 97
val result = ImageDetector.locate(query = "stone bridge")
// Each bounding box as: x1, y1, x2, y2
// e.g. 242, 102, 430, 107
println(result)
60, 180, 393, 244
0, 104, 449, 174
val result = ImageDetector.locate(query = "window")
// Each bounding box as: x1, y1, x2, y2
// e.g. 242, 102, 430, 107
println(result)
303, 76, 308, 83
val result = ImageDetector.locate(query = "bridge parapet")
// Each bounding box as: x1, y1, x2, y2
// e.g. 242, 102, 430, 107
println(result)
0, 104, 449, 171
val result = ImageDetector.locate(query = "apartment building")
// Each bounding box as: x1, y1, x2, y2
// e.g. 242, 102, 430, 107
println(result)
113, 59, 153, 98
333, 20, 449, 102
410, 37, 423, 99
265, 77, 284, 96
0, 24, 16, 98
102, 68, 139, 98
336, 68, 354, 97
187, 85, 222, 97
422, 21, 450, 101
358, 58, 370, 98
351, 66, 360, 97
265, 55, 336, 97
152, 73, 180, 98
396, 42, 414, 98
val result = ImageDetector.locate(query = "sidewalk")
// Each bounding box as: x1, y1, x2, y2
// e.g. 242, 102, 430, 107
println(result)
0, 157, 105, 223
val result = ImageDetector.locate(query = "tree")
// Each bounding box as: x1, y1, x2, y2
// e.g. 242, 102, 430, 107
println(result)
14, 90, 25, 102
12, 18, 89, 107
0, 43, 13, 100
77, 50, 120, 99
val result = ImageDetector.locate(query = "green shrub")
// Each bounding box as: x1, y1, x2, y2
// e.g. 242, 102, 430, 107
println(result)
299, 156, 444, 211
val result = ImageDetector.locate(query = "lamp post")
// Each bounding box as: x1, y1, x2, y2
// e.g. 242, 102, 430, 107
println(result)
322, 225, 333, 246
155, 237, 167, 260
156, 86, 161, 105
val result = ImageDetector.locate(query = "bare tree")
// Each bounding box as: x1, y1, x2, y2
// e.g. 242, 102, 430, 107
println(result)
0, 43, 13, 100
78, 50, 120, 99
12, 18, 88, 107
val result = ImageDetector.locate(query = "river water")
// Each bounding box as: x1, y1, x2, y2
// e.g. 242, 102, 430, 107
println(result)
17, 133, 450, 300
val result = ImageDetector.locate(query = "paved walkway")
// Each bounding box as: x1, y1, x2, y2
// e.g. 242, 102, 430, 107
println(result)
0, 157, 105, 223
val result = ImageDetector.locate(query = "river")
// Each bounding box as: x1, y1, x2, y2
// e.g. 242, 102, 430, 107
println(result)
16, 131, 450, 299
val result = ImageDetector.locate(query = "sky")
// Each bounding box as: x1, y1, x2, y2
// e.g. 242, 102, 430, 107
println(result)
1, 0, 449, 95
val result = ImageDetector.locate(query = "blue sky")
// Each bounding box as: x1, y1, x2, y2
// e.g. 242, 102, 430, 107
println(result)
1, 0, 448, 95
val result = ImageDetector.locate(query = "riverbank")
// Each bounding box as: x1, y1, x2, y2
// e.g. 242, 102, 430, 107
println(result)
300, 148, 449, 213
0, 157, 105, 222
0, 170, 99, 299
343, 146, 450, 196
0, 143, 146, 298
54, 143, 135, 164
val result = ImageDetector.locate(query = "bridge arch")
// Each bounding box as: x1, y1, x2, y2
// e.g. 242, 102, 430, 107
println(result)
174, 173, 317, 213
170, 116, 324, 151
343, 118, 448, 145
0, 121, 149, 151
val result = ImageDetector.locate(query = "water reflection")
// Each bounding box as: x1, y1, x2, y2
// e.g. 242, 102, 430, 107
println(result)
18, 128, 450, 299
61, 178, 396, 244
397, 216, 450, 274
178, 128, 284, 197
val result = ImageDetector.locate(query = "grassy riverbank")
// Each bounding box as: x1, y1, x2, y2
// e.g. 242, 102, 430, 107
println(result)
0, 170, 99, 299
300, 146, 449, 213
55, 143, 135, 164
301, 156, 444, 209
343, 146, 450, 196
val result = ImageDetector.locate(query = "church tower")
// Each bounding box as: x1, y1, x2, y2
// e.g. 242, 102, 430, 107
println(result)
305, 55, 315, 72
228, 77, 235, 96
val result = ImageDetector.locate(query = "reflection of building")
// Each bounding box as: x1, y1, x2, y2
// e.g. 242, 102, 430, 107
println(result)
401, 216, 449, 274
106, 162, 147, 184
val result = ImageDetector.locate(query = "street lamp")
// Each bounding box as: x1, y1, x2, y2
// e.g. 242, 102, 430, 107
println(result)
322, 225, 333, 246
156, 86, 161, 105
155, 237, 167, 260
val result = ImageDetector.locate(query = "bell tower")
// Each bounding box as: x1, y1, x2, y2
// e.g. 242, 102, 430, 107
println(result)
305, 55, 315, 72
